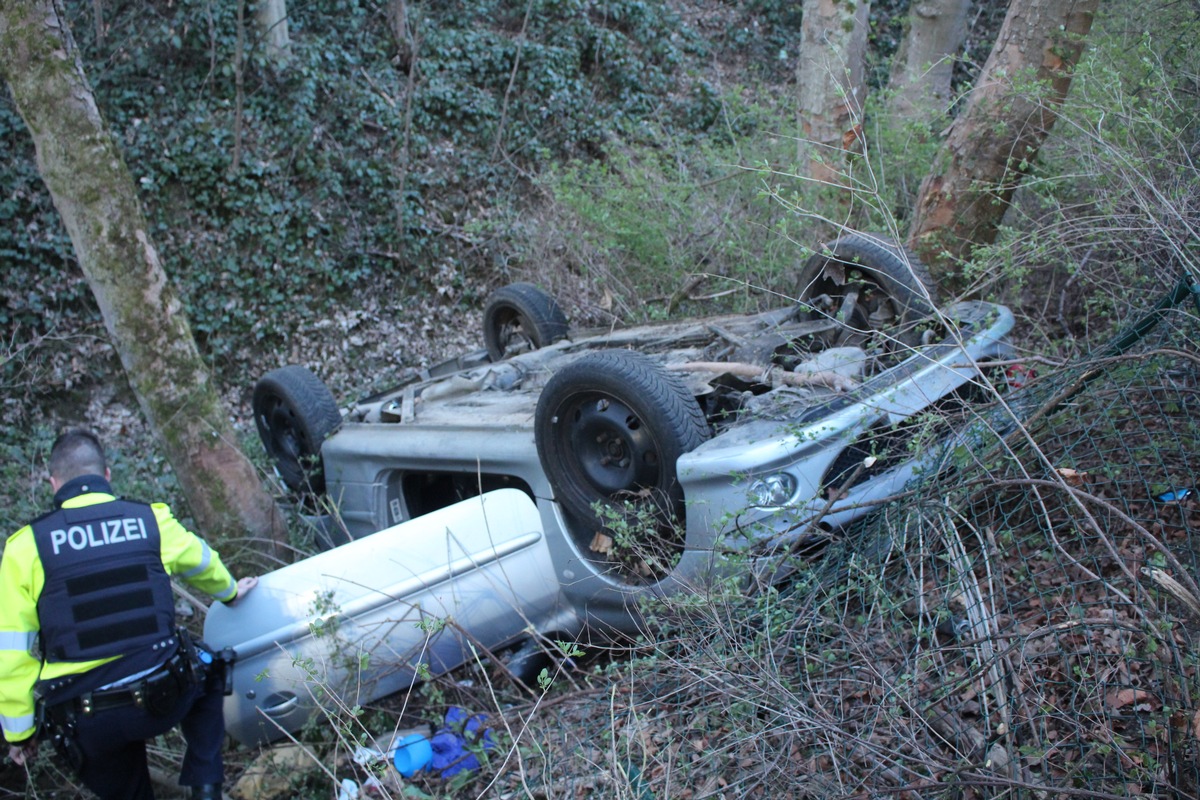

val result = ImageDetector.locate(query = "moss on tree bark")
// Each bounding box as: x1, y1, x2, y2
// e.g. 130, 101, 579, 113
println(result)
0, 0, 287, 555
796, 0, 871, 183
906, 0, 1100, 291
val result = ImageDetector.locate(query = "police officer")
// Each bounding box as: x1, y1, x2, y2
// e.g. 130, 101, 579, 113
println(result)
0, 428, 258, 800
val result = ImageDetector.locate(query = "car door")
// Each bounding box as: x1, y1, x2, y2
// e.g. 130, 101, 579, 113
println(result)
204, 489, 565, 745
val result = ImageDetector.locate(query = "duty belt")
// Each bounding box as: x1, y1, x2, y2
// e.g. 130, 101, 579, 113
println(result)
78, 681, 151, 715
67, 650, 193, 716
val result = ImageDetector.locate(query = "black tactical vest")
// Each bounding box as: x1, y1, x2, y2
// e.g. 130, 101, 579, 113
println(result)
32, 498, 176, 663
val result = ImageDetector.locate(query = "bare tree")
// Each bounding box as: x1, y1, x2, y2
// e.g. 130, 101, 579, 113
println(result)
387, 0, 414, 68
797, 0, 871, 182
887, 0, 971, 121
0, 0, 288, 554
256, 0, 290, 66
907, 0, 1101, 286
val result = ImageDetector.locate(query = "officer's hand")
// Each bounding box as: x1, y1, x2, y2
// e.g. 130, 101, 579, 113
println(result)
8, 738, 37, 765
231, 576, 258, 604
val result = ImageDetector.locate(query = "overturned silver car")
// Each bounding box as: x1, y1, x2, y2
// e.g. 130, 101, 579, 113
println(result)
205, 233, 1015, 744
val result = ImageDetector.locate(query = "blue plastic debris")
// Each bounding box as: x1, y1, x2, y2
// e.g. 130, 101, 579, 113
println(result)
1155, 488, 1194, 503
392, 732, 433, 777
430, 707, 496, 778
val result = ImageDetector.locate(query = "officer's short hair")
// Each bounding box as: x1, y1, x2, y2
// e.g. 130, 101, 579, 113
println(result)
48, 428, 107, 482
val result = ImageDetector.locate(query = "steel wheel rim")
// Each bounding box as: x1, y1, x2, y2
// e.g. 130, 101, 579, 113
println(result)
494, 310, 533, 354
559, 392, 663, 497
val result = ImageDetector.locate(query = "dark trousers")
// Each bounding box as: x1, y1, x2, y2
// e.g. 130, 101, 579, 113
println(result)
70, 680, 225, 800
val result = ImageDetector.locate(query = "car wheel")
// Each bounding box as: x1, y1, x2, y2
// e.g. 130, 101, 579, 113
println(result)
535, 351, 710, 575
253, 365, 342, 497
483, 283, 569, 361
795, 231, 938, 349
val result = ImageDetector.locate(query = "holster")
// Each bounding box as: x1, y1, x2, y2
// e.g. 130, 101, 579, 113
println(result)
186, 634, 237, 696
142, 653, 188, 717
217, 647, 237, 696
39, 701, 84, 773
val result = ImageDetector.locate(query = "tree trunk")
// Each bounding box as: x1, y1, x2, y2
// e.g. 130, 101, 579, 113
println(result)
256, 0, 290, 66
796, 0, 871, 182
90, 0, 101, 44
887, 0, 970, 121
387, 0, 413, 69
0, 0, 287, 556
907, 0, 1100, 286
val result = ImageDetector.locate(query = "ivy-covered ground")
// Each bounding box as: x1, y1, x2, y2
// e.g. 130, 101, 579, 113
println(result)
0, 0, 1005, 430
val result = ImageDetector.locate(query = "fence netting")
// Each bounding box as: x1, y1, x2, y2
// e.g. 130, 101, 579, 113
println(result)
510, 284, 1200, 800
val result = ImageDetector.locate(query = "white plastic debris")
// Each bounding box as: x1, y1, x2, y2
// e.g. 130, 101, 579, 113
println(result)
352, 745, 384, 766
792, 346, 868, 380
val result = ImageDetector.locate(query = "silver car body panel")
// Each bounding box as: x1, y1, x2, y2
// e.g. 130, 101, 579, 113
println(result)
217, 299, 1015, 743
203, 489, 568, 745
317, 300, 1014, 621
677, 303, 1016, 545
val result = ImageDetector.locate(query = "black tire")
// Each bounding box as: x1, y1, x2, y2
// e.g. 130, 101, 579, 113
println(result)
253, 365, 342, 496
535, 351, 710, 571
795, 232, 938, 348
483, 283, 569, 361
502, 637, 555, 688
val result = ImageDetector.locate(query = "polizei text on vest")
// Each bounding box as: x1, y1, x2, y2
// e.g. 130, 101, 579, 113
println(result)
49, 517, 150, 554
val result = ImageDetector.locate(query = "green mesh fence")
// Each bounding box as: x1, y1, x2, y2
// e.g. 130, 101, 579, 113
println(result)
877, 282, 1200, 798
504, 278, 1200, 800
186, 280, 1200, 800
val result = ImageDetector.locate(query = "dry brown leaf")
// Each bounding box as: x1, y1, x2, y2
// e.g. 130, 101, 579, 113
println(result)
1192, 708, 1200, 740
841, 123, 865, 153
230, 744, 313, 800
1108, 688, 1152, 709
589, 532, 613, 554
1057, 467, 1089, 486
